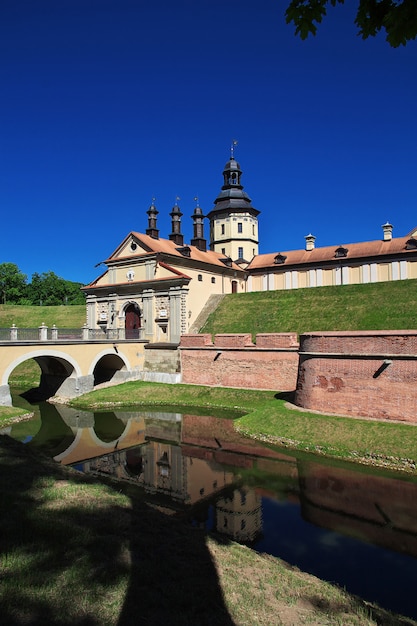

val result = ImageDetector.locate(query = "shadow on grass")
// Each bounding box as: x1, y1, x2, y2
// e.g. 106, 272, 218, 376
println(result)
0, 436, 235, 626
274, 390, 296, 403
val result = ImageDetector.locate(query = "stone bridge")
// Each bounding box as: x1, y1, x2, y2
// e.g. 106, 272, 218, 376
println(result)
0, 326, 149, 405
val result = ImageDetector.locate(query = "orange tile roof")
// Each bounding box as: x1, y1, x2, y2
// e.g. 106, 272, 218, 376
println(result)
107, 232, 243, 271
247, 235, 416, 271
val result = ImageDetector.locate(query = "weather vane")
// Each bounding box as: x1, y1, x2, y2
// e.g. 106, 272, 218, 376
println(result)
231, 139, 238, 159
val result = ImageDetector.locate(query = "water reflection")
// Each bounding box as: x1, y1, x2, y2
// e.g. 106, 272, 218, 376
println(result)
5, 396, 417, 620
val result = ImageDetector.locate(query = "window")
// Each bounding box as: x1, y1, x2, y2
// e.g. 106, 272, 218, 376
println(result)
211, 277, 216, 284
335, 246, 348, 258
274, 253, 287, 265
238, 246, 244, 259
237, 222, 242, 233
221, 248, 226, 255
221, 224, 225, 235
198, 274, 203, 281
252, 225, 255, 235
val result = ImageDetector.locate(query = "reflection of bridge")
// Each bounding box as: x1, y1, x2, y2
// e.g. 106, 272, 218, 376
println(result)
0, 329, 148, 405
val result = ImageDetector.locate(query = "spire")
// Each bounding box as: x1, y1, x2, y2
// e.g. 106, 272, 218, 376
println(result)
230, 138, 238, 160
190, 197, 207, 252
146, 198, 159, 239
169, 197, 184, 246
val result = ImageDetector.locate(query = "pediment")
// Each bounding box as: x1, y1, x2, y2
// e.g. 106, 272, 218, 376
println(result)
108, 233, 151, 260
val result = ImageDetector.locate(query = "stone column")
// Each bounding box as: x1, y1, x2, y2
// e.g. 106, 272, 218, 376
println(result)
142, 289, 155, 340
169, 287, 182, 344
86, 295, 97, 329
39, 323, 48, 341
51, 325, 58, 341
10, 324, 18, 341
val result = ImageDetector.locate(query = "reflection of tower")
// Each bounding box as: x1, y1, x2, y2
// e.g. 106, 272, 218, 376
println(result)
215, 487, 263, 543
143, 441, 187, 500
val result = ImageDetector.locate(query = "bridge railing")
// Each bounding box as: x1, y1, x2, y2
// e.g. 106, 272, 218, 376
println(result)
0, 324, 144, 342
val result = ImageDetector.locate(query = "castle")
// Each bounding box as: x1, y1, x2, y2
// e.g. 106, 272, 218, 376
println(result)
83, 150, 417, 343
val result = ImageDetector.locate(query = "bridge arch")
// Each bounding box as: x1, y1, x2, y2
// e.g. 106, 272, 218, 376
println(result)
3, 349, 82, 386
89, 348, 131, 386
3, 349, 83, 402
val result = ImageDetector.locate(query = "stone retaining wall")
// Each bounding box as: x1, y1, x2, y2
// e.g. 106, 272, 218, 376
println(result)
295, 331, 417, 422
179, 333, 299, 391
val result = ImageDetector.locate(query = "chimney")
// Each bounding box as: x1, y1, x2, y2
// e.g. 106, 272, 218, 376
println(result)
382, 222, 393, 241
190, 199, 207, 252
305, 233, 316, 251
169, 199, 184, 246
146, 200, 159, 239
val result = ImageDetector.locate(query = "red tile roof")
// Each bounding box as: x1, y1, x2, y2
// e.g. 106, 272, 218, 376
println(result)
106, 232, 243, 270
247, 235, 416, 271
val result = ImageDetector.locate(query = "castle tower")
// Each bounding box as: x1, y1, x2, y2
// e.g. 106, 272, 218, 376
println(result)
207, 144, 260, 263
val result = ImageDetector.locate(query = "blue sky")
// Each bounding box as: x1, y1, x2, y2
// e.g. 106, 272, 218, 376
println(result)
1, 0, 416, 284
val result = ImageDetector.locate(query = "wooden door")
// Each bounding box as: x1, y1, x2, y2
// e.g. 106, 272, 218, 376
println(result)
125, 304, 141, 339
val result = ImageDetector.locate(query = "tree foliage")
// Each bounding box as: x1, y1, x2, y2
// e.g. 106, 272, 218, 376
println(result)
0, 263, 28, 305
0, 263, 85, 305
285, 0, 417, 47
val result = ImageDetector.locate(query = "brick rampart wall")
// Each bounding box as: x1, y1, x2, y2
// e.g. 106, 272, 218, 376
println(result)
295, 331, 417, 422
179, 333, 299, 391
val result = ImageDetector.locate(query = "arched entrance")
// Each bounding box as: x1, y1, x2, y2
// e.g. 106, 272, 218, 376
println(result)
124, 303, 141, 339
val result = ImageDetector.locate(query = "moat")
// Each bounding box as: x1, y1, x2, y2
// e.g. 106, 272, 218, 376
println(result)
5, 389, 417, 622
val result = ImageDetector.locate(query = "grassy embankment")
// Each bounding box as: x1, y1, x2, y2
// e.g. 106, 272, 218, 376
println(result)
201, 279, 417, 338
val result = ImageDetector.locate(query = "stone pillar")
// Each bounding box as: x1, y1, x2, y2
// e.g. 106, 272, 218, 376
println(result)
0, 384, 12, 406
10, 324, 18, 341
142, 289, 155, 340
169, 287, 182, 344
51, 325, 58, 341
82, 324, 89, 341
86, 295, 96, 329
39, 323, 48, 341
55, 374, 95, 399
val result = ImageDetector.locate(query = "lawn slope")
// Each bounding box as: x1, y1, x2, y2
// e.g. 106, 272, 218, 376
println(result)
0, 304, 86, 328
201, 279, 417, 338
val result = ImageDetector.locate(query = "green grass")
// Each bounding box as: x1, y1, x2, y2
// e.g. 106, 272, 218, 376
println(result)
201, 279, 417, 338
0, 304, 86, 328
68, 381, 417, 472
8, 360, 41, 387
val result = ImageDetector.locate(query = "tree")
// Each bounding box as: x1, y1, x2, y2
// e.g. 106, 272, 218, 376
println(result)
0, 263, 28, 304
27, 271, 85, 306
285, 0, 417, 47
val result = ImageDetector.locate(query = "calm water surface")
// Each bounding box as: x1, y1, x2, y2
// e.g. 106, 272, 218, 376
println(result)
6, 389, 417, 621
